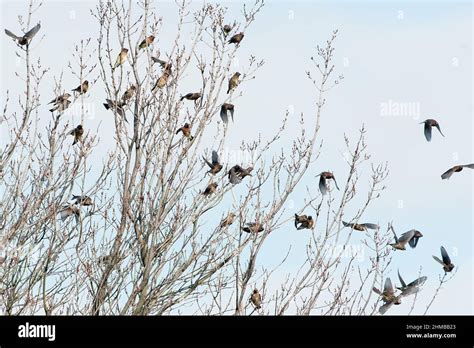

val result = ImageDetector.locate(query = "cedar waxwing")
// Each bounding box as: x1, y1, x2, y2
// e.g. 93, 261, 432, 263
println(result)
175, 123, 194, 141
342, 221, 379, 231
122, 85, 136, 103
49, 99, 71, 114
48, 93, 71, 105
388, 226, 423, 251
72, 80, 89, 96
69, 125, 84, 145
441, 164, 474, 180
203, 150, 223, 175
59, 205, 80, 223
104, 99, 126, 120
152, 57, 172, 73
419, 119, 444, 142
242, 222, 264, 234
202, 182, 218, 196
250, 289, 262, 309
222, 24, 232, 36
318, 171, 340, 195
72, 195, 93, 206
4, 23, 41, 45
228, 165, 253, 184
220, 212, 236, 228
180, 92, 202, 102
228, 32, 244, 45
396, 270, 427, 298
113, 48, 129, 69
227, 72, 241, 94
152, 72, 170, 91
220, 103, 234, 124
294, 214, 314, 230
433, 246, 455, 273
139, 35, 155, 50
372, 277, 401, 315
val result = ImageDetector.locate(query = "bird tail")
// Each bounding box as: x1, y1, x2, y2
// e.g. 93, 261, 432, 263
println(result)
342, 221, 350, 227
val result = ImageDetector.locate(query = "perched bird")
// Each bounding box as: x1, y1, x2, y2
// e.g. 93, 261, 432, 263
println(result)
113, 48, 129, 69
180, 92, 202, 102
318, 171, 340, 195
48, 93, 71, 105
389, 226, 423, 250
58, 205, 80, 223
396, 271, 427, 298
202, 182, 218, 196
342, 221, 379, 231
71, 80, 89, 96
69, 125, 84, 145
4, 23, 41, 45
372, 277, 401, 315
72, 195, 93, 206
228, 165, 253, 184
420, 119, 444, 142
220, 212, 236, 228
228, 32, 244, 45
441, 164, 474, 180
227, 72, 241, 94
176, 123, 194, 141
203, 150, 223, 175
49, 99, 71, 114
121, 85, 137, 103
152, 57, 172, 73
220, 103, 235, 124
222, 24, 232, 36
152, 72, 170, 91
242, 222, 264, 234
139, 35, 155, 50
103, 99, 126, 119
433, 246, 455, 273
294, 214, 314, 230
250, 289, 262, 310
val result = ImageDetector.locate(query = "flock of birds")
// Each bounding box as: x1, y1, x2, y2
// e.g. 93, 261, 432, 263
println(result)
4, 19, 472, 315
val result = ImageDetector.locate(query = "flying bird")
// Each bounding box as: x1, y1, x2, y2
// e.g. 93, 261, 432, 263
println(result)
176, 123, 194, 141
228, 165, 253, 184
69, 125, 84, 145
317, 171, 340, 195
72, 195, 93, 206
72, 80, 89, 96
227, 72, 241, 94
103, 99, 126, 119
220, 103, 235, 124
222, 24, 232, 36
49, 99, 71, 114
441, 164, 474, 180
433, 246, 455, 273
220, 212, 236, 228
139, 35, 155, 50
48, 93, 71, 105
372, 277, 401, 315
342, 221, 379, 231
202, 182, 218, 196
250, 289, 262, 310
397, 271, 427, 298
4, 23, 41, 45
58, 205, 80, 223
203, 150, 223, 175
180, 92, 202, 102
113, 48, 129, 69
242, 222, 264, 234
420, 119, 444, 142
294, 214, 314, 230
389, 226, 423, 250
152, 57, 172, 73
228, 32, 244, 45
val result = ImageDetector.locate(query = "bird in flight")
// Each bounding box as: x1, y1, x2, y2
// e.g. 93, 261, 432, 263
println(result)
176, 123, 194, 141
372, 277, 401, 315
294, 214, 314, 230
220, 103, 235, 124
419, 119, 444, 142
396, 271, 427, 298
433, 246, 455, 273
388, 226, 423, 251
69, 125, 84, 145
317, 171, 340, 195
228, 165, 253, 184
342, 221, 379, 231
5, 23, 41, 46
203, 150, 223, 175
441, 164, 474, 180
242, 222, 264, 234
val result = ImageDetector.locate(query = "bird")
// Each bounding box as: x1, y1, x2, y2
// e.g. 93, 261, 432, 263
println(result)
433, 246, 455, 273
420, 119, 444, 142
294, 214, 314, 230
372, 277, 401, 314
152, 73, 170, 92
176, 123, 194, 141
152, 57, 172, 73
220, 212, 236, 228
49, 99, 71, 114
4, 23, 41, 45
139, 35, 155, 50
203, 150, 223, 175
58, 205, 80, 223
388, 226, 423, 250
342, 221, 379, 231
72, 195, 93, 206
220, 103, 235, 124
113, 48, 129, 69
71, 80, 89, 96
228, 165, 253, 184
228, 32, 244, 45
69, 125, 84, 145
396, 271, 427, 298
242, 222, 264, 234
317, 171, 340, 195
202, 182, 218, 196
227, 72, 241, 94
121, 85, 136, 104
222, 24, 232, 36
103, 99, 126, 119
250, 289, 262, 310
48, 93, 71, 105
180, 92, 202, 102
441, 164, 474, 180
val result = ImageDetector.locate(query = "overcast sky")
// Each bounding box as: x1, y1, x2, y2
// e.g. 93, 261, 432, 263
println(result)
1, 0, 472, 315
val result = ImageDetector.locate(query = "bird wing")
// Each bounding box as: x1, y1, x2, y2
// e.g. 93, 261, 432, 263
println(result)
229, 168, 242, 184
211, 150, 219, 165
397, 270, 406, 289
424, 123, 432, 141
23, 23, 41, 40
378, 302, 393, 315
220, 105, 229, 124
441, 167, 454, 180
383, 277, 394, 295
4, 29, 20, 40
463, 163, 474, 169
398, 230, 415, 245
435, 124, 445, 137
319, 176, 327, 195
440, 246, 451, 264
389, 224, 399, 242
362, 223, 379, 230
332, 176, 340, 190
229, 105, 234, 122
432, 255, 445, 266
372, 287, 382, 296
342, 221, 352, 228
408, 276, 427, 288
